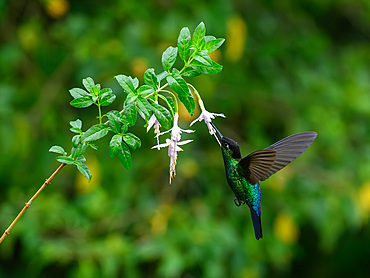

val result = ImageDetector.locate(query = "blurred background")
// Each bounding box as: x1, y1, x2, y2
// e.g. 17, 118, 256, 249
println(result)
0, 0, 369, 277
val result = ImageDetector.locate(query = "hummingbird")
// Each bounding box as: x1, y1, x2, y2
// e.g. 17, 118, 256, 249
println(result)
211, 123, 317, 240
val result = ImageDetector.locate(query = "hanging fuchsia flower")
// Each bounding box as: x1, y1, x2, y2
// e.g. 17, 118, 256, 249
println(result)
190, 99, 225, 145
147, 114, 161, 149
152, 113, 194, 184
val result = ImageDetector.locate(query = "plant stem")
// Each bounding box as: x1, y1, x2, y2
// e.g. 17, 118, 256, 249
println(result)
0, 163, 66, 245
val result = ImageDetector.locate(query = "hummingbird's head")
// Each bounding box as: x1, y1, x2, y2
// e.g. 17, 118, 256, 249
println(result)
211, 123, 242, 159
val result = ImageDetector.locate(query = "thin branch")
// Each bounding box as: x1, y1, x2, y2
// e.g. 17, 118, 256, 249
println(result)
0, 163, 66, 245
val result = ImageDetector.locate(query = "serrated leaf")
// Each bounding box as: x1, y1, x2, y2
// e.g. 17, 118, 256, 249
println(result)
82, 124, 109, 142
70, 119, 82, 129
100, 89, 116, 106
123, 98, 137, 126
69, 88, 90, 99
193, 22, 206, 50
205, 37, 225, 53
193, 50, 212, 66
49, 145, 67, 155
70, 96, 94, 108
162, 46, 178, 71
144, 68, 158, 88
76, 162, 92, 181
136, 97, 152, 121
178, 27, 191, 61
115, 74, 137, 95
138, 85, 154, 97
109, 134, 123, 157
123, 133, 141, 150
83, 77, 95, 93
150, 101, 172, 129
56, 156, 75, 165
166, 73, 195, 116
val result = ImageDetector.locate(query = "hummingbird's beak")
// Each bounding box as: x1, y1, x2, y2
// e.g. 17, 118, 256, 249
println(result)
210, 122, 223, 139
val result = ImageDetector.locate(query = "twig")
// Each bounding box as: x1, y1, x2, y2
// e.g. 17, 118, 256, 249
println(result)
0, 163, 66, 244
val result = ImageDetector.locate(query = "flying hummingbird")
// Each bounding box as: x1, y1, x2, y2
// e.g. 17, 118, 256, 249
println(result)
211, 123, 317, 240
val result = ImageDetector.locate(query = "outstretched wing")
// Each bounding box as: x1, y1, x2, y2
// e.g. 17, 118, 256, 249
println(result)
237, 150, 277, 185
260, 132, 317, 181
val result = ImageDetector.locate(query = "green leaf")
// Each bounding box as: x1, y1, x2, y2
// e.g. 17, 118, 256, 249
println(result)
70, 127, 82, 134
205, 37, 225, 53
56, 156, 75, 165
178, 27, 191, 61
132, 77, 139, 89
123, 98, 137, 126
82, 124, 109, 142
166, 73, 195, 116
109, 134, 123, 157
123, 133, 141, 150
192, 22, 206, 50
118, 142, 131, 170
71, 143, 88, 159
70, 119, 82, 129
76, 162, 92, 182
162, 46, 178, 71
83, 77, 95, 93
144, 68, 158, 88
157, 71, 169, 82
191, 60, 223, 75
136, 97, 152, 121
181, 66, 202, 78
70, 96, 94, 108
107, 111, 122, 133
49, 145, 67, 156
121, 123, 128, 133
71, 135, 81, 147
110, 135, 132, 170
100, 89, 116, 106
69, 88, 90, 99
115, 74, 137, 95
164, 95, 176, 115
150, 101, 172, 129
138, 85, 155, 97
193, 50, 212, 66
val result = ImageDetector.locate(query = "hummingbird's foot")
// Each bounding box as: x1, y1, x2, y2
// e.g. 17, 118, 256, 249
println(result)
234, 197, 242, 207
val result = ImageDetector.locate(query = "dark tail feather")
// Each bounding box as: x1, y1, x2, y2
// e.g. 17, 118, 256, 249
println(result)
249, 206, 263, 240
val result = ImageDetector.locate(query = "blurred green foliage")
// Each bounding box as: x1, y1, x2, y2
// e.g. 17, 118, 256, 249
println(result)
1, 0, 370, 277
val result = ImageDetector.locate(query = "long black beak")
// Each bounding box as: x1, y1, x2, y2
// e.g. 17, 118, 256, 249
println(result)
210, 122, 223, 140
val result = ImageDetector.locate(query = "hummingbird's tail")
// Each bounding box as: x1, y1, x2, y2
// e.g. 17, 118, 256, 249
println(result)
249, 206, 263, 240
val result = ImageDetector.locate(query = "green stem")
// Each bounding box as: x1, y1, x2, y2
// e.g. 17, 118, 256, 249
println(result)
98, 104, 102, 124
158, 90, 178, 114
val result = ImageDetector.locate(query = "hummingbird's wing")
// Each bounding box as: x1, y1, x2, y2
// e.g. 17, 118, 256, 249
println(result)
260, 132, 317, 181
237, 150, 277, 185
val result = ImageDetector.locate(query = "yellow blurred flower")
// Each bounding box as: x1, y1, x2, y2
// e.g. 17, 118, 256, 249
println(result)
226, 15, 248, 63
45, 0, 69, 19
274, 212, 299, 244
150, 203, 172, 236
76, 155, 101, 194
358, 181, 370, 222
209, 49, 221, 62
131, 58, 148, 78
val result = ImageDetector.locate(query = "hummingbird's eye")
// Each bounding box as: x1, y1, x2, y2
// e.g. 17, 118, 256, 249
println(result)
224, 142, 229, 149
